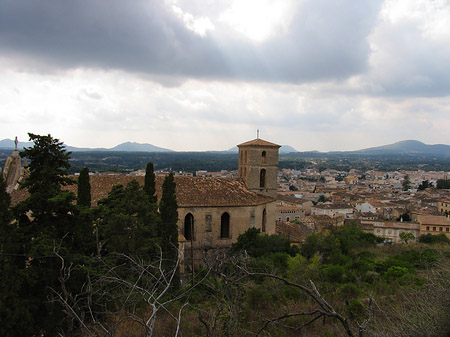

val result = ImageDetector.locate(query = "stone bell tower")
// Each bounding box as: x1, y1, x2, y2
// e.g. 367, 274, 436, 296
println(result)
237, 137, 280, 198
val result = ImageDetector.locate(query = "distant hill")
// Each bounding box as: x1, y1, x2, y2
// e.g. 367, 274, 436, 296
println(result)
108, 142, 173, 152
2, 138, 448, 155
227, 145, 297, 153
280, 145, 298, 153
0, 139, 173, 153
354, 140, 450, 156
0, 139, 34, 149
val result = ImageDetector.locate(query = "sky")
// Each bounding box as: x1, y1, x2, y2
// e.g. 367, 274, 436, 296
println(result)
0, 0, 449, 152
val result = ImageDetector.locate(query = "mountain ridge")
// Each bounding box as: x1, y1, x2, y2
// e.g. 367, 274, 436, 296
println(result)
1, 139, 449, 155
352, 140, 450, 156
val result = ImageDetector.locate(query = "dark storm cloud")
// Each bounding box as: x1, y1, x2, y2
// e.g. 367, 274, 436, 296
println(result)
0, 0, 381, 83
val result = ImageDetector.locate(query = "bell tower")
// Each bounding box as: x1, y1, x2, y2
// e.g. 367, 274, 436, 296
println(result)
238, 138, 280, 198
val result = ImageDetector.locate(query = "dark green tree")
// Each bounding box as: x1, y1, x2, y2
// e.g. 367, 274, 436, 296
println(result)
77, 167, 91, 207
418, 180, 432, 191
399, 231, 415, 244
436, 179, 450, 189
10, 133, 92, 336
397, 212, 411, 222
418, 233, 450, 245
0, 175, 28, 337
20, 133, 73, 201
402, 175, 411, 191
144, 162, 157, 203
231, 228, 298, 257
0, 174, 11, 238
318, 194, 329, 203
97, 179, 159, 257
159, 172, 180, 287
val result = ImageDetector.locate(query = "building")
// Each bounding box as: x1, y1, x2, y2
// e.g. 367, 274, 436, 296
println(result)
361, 219, 420, 243
311, 203, 354, 219
238, 138, 280, 198
438, 198, 450, 214
276, 204, 305, 222
415, 214, 450, 238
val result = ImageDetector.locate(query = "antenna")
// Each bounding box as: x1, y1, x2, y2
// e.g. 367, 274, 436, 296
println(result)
257, 129, 260, 139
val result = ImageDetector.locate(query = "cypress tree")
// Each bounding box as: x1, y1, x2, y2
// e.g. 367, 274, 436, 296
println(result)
159, 172, 179, 286
77, 167, 91, 207
0, 174, 27, 337
144, 162, 157, 203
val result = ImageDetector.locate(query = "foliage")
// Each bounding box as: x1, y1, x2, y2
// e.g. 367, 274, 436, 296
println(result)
6, 133, 94, 336
97, 179, 159, 257
300, 224, 382, 260
231, 227, 299, 257
144, 162, 157, 203
159, 172, 180, 287
417, 180, 432, 190
318, 194, 329, 203
20, 133, 74, 196
321, 264, 345, 283
77, 166, 91, 207
436, 179, 450, 189
0, 175, 20, 337
402, 175, 410, 191
399, 231, 415, 243
418, 233, 450, 245
0, 174, 11, 238
396, 212, 411, 221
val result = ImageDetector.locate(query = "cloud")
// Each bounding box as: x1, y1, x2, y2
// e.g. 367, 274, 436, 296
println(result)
1, 0, 449, 152
363, 0, 450, 97
0, 0, 381, 83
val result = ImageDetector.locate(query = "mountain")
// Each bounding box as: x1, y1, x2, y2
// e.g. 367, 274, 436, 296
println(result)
2, 138, 448, 155
109, 142, 173, 152
0, 139, 34, 149
0, 139, 173, 152
355, 140, 450, 156
280, 145, 298, 153
227, 145, 297, 153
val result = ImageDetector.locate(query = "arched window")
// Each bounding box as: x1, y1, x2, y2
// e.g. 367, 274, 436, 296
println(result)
262, 151, 266, 163
220, 212, 230, 239
260, 169, 266, 188
184, 213, 194, 241
262, 208, 267, 232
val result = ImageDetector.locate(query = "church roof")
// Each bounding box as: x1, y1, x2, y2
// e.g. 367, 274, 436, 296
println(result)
11, 174, 275, 208
59, 174, 274, 208
237, 138, 280, 148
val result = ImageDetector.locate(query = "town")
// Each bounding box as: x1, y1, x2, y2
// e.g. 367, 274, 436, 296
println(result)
1, 136, 450, 337
118, 156, 450, 246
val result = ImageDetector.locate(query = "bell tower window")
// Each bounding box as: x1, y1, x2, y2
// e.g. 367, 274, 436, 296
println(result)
260, 169, 266, 188
262, 208, 267, 232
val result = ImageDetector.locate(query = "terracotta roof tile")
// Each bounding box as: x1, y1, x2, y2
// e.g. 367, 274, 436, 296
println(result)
61, 175, 274, 208
237, 138, 280, 148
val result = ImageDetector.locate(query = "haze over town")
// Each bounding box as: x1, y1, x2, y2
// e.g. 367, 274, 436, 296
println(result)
1, 0, 449, 151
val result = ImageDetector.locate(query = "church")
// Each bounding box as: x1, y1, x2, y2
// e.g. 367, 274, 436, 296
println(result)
5, 137, 281, 267
176, 138, 280, 257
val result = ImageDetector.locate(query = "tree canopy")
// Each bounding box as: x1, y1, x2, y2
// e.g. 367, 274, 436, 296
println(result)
77, 166, 91, 207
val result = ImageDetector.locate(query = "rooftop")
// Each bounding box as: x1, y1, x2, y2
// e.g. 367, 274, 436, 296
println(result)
237, 138, 280, 148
